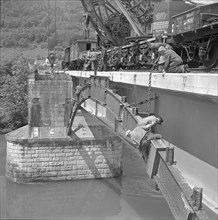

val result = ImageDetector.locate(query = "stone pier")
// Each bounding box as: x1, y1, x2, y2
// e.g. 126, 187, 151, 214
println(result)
5, 73, 122, 183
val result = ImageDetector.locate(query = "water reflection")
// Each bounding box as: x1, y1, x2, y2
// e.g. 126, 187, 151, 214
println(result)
0, 135, 174, 220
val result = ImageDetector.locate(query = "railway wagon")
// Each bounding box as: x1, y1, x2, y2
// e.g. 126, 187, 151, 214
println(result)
62, 40, 97, 70
152, 0, 195, 36
171, 3, 218, 69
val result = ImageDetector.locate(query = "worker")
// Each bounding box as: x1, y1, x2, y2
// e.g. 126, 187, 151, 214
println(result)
99, 45, 108, 71
158, 46, 190, 75
125, 115, 163, 162
84, 49, 98, 74
48, 52, 56, 68
75, 84, 82, 101
150, 42, 172, 72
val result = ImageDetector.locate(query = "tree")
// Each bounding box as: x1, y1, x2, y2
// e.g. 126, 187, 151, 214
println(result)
0, 57, 29, 130
18, 38, 29, 48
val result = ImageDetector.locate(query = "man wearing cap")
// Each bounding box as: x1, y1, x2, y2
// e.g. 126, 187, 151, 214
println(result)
125, 115, 163, 162
158, 46, 190, 75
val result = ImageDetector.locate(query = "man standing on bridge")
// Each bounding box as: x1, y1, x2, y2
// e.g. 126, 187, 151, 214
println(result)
125, 115, 163, 162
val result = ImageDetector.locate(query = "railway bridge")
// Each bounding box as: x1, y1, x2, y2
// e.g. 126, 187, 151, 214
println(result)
66, 69, 217, 220
65, 73, 215, 220
5, 70, 217, 220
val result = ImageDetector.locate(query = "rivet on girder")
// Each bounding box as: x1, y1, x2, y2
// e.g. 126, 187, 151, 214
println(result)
105, 79, 109, 88
114, 118, 118, 132
103, 90, 107, 106
117, 103, 124, 122
132, 107, 138, 115
121, 96, 126, 102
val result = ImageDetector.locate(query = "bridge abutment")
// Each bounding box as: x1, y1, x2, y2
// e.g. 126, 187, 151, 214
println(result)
5, 73, 122, 183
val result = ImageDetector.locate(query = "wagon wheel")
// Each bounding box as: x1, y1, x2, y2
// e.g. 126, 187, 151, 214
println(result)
80, 0, 130, 46
202, 41, 218, 69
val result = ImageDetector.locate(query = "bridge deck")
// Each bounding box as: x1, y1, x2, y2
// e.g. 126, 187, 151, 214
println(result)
66, 70, 218, 98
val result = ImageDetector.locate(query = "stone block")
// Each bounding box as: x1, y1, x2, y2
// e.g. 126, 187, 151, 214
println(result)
43, 172, 58, 177
60, 166, 72, 171
40, 154, 50, 158
77, 160, 86, 165
37, 158, 51, 162
26, 158, 37, 162
55, 153, 66, 157
64, 160, 76, 165
32, 173, 42, 178
53, 166, 62, 171
53, 158, 60, 161
48, 176, 67, 181
58, 171, 76, 176
46, 167, 55, 172
42, 162, 49, 167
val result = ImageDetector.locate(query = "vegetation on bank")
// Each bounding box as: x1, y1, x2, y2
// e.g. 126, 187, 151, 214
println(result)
0, 57, 29, 133
0, 0, 97, 132
1, 0, 93, 48
1, 0, 96, 64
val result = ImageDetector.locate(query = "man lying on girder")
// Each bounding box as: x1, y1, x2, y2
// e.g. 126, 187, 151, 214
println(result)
125, 114, 163, 162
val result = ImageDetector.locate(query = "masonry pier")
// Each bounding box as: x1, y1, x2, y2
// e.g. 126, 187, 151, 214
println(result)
5, 73, 122, 183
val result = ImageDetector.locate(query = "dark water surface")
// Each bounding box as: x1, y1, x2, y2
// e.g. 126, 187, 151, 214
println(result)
0, 134, 174, 220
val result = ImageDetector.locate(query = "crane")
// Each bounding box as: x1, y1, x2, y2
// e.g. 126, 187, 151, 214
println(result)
80, 0, 154, 46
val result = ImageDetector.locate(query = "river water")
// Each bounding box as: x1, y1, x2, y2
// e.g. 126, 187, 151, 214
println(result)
0, 134, 174, 220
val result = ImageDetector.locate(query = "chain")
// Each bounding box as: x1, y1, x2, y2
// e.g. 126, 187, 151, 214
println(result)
147, 69, 153, 115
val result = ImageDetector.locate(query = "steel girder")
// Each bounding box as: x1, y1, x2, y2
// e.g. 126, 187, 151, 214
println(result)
66, 75, 210, 220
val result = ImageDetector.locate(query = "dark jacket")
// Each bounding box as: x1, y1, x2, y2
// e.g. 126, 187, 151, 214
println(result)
163, 49, 183, 73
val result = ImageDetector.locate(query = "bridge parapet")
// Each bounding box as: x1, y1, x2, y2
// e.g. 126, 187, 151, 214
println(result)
67, 70, 218, 98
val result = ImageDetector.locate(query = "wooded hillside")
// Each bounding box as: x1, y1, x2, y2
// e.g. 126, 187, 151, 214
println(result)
1, 0, 96, 50
0, 0, 97, 132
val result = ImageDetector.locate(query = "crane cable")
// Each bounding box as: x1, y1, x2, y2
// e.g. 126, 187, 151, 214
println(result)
47, 0, 50, 55
54, 0, 57, 52
47, 0, 57, 55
